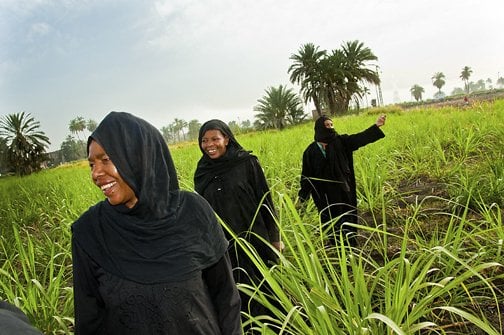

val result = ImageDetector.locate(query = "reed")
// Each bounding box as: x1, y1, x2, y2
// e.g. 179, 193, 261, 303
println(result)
0, 100, 502, 334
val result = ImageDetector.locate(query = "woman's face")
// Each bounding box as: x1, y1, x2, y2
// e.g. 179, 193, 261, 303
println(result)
88, 140, 138, 208
200, 129, 229, 159
324, 119, 334, 129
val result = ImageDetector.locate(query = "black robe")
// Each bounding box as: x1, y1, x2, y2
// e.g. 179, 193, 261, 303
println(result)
0, 301, 43, 335
195, 155, 279, 269
299, 122, 385, 241
72, 112, 241, 335
194, 120, 279, 318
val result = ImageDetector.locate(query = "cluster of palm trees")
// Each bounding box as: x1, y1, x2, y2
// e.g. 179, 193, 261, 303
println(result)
288, 40, 380, 116
0, 112, 50, 175
160, 118, 202, 143
410, 66, 474, 102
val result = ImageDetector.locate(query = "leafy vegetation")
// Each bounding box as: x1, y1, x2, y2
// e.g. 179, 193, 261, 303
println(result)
410, 84, 425, 102
460, 66, 473, 94
1, 101, 503, 334
289, 40, 380, 116
432, 72, 446, 99
0, 112, 50, 175
254, 85, 306, 129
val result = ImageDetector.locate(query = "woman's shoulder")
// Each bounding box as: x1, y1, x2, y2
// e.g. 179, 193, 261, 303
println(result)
178, 190, 213, 210
303, 141, 319, 152
71, 202, 103, 232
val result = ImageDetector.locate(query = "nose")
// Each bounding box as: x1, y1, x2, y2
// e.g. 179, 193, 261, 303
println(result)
91, 163, 104, 182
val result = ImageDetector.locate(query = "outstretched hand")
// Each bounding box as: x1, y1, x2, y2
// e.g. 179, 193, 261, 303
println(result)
376, 114, 386, 127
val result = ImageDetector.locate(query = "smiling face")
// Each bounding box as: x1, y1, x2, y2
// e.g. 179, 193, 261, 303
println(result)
200, 129, 229, 159
88, 140, 138, 208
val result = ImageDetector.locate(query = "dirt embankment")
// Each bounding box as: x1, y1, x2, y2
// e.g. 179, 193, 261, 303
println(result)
400, 90, 504, 110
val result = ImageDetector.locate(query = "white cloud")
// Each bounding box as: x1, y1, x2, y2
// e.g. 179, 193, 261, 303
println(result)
29, 22, 51, 37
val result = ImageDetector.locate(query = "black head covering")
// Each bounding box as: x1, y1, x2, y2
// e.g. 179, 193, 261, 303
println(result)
86, 111, 179, 218
194, 119, 252, 194
73, 112, 227, 283
314, 115, 337, 143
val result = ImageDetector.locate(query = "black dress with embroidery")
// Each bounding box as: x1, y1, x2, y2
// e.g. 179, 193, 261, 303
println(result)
72, 242, 239, 335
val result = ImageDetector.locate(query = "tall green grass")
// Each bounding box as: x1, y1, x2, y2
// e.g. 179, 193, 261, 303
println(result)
1, 101, 503, 334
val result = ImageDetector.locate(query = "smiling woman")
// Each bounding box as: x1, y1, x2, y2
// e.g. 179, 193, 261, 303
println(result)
71, 111, 242, 335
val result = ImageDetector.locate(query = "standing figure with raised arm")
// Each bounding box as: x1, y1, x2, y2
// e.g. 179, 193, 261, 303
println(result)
298, 114, 386, 246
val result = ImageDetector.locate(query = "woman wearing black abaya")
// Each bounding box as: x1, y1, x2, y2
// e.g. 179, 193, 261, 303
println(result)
71, 112, 241, 335
298, 114, 386, 246
194, 120, 283, 320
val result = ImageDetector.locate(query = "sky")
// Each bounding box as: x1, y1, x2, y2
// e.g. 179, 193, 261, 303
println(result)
1, 0, 503, 151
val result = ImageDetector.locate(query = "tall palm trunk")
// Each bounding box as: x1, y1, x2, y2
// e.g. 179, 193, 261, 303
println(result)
312, 95, 323, 117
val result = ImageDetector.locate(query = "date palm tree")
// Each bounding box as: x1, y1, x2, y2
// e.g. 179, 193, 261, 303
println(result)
254, 85, 304, 130
410, 84, 425, 102
432, 72, 446, 93
0, 112, 50, 175
69, 116, 87, 142
289, 41, 379, 116
86, 119, 98, 133
288, 43, 326, 117
329, 40, 380, 114
172, 118, 187, 142
460, 66, 472, 94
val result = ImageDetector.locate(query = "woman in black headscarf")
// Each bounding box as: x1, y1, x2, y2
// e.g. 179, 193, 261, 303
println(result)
71, 112, 241, 335
298, 114, 387, 246
194, 120, 282, 319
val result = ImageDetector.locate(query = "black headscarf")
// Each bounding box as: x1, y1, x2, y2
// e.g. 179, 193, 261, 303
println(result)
314, 115, 337, 143
194, 119, 252, 194
72, 112, 227, 283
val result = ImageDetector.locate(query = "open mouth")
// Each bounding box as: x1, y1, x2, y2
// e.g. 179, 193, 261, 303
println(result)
100, 181, 117, 196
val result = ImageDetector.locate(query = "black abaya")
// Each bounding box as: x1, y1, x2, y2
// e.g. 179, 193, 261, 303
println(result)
299, 118, 385, 244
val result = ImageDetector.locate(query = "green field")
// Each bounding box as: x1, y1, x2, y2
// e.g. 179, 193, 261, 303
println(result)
1, 100, 503, 334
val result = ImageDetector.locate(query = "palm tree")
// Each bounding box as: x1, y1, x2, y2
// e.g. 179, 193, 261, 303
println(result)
432, 72, 446, 93
289, 41, 379, 116
0, 112, 50, 175
86, 119, 98, 133
69, 117, 87, 142
254, 85, 304, 130
172, 118, 187, 142
410, 84, 425, 102
160, 125, 174, 144
460, 66, 472, 94
0, 136, 8, 173
60, 135, 84, 162
187, 119, 201, 141
288, 43, 326, 116
336, 40, 380, 114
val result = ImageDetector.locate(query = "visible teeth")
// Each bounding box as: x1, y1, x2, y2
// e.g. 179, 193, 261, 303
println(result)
101, 182, 116, 190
